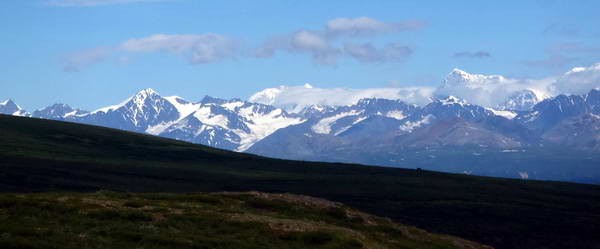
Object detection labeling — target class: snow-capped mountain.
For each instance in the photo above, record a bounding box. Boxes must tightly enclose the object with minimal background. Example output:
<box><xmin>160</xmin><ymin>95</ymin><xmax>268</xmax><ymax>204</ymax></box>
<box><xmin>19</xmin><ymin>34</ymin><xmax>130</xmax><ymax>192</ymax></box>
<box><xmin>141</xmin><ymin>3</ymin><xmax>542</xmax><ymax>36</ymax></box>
<box><xmin>32</xmin><ymin>103</ymin><xmax>88</xmax><ymax>119</ymax></box>
<box><xmin>515</xmin><ymin>90</ymin><xmax>594</xmax><ymax>133</ymax></box>
<box><xmin>3</xmin><ymin>65</ymin><xmax>600</xmax><ymax>183</ymax></box>
<box><xmin>9</xmin><ymin>87</ymin><xmax>598</xmax><ymax>155</ymax></box>
<box><xmin>307</xmin><ymin>98</ymin><xmax>418</xmax><ymax>136</ymax></box>
<box><xmin>22</xmin><ymin>88</ymin><xmax>304</xmax><ymax>152</ymax></box>
<box><xmin>248</xmin><ymin>95</ymin><xmax>532</xmax><ymax>159</ymax></box>
<box><xmin>3</xmin><ymin>86</ymin><xmax>600</xmax><ymax>183</ymax></box>
<box><xmin>71</xmin><ymin>88</ymin><xmax>180</xmax><ymax>132</ymax></box>
<box><xmin>413</xmin><ymin>96</ymin><xmax>494</xmax><ymax>122</ymax></box>
<box><xmin>0</xmin><ymin>99</ymin><xmax>28</xmax><ymax>116</ymax></box>
<box><xmin>498</xmin><ymin>90</ymin><xmax>540</xmax><ymax>111</ymax></box>
<box><xmin>155</xmin><ymin>96</ymin><xmax>304</xmax><ymax>151</ymax></box>
<box><xmin>439</xmin><ymin>68</ymin><xmax>507</xmax><ymax>89</ymax></box>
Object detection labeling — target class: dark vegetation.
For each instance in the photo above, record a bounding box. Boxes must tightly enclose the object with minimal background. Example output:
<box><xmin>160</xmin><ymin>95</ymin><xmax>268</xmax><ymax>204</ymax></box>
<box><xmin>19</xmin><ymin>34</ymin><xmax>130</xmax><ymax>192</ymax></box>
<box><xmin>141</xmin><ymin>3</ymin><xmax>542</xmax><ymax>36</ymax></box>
<box><xmin>1</xmin><ymin>114</ymin><xmax>599</xmax><ymax>249</ymax></box>
<box><xmin>0</xmin><ymin>191</ymin><xmax>490</xmax><ymax>249</ymax></box>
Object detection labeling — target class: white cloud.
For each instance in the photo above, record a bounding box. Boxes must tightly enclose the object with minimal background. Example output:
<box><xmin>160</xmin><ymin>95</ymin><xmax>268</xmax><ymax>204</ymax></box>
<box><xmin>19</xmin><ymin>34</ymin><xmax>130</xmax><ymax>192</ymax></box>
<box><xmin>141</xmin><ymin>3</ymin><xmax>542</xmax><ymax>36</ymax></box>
<box><xmin>249</xmin><ymin>63</ymin><xmax>600</xmax><ymax>113</ymax></box>
<box><xmin>434</xmin><ymin>69</ymin><xmax>555</xmax><ymax>108</ymax></box>
<box><xmin>62</xmin><ymin>33</ymin><xmax>238</xmax><ymax>71</ymax></box>
<box><xmin>291</xmin><ymin>31</ymin><xmax>329</xmax><ymax>51</ymax></box>
<box><xmin>120</xmin><ymin>34</ymin><xmax>239</xmax><ymax>64</ymax></box>
<box><xmin>432</xmin><ymin>63</ymin><xmax>600</xmax><ymax>108</ymax></box>
<box><xmin>553</xmin><ymin>63</ymin><xmax>600</xmax><ymax>95</ymax></box>
<box><xmin>253</xmin><ymin>31</ymin><xmax>340</xmax><ymax>65</ymax></box>
<box><xmin>255</xmin><ymin>17</ymin><xmax>423</xmax><ymax>65</ymax></box>
<box><xmin>45</xmin><ymin>0</ymin><xmax>171</xmax><ymax>7</ymax></box>
<box><xmin>62</xmin><ymin>46</ymin><xmax>114</xmax><ymax>72</ymax></box>
<box><xmin>250</xmin><ymin>84</ymin><xmax>435</xmax><ymax>113</ymax></box>
<box><xmin>289</xmin><ymin>31</ymin><xmax>340</xmax><ymax>65</ymax></box>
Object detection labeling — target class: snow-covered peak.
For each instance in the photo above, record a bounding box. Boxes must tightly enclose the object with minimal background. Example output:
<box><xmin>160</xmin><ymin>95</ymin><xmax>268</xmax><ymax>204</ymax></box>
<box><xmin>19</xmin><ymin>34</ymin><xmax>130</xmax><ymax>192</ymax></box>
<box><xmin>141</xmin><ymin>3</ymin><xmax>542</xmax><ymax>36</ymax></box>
<box><xmin>164</xmin><ymin>96</ymin><xmax>201</xmax><ymax>120</ymax></box>
<box><xmin>0</xmin><ymin>99</ymin><xmax>28</xmax><ymax>116</ymax></box>
<box><xmin>436</xmin><ymin>96</ymin><xmax>468</xmax><ymax>106</ymax></box>
<box><xmin>0</xmin><ymin>99</ymin><xmax>19</xmax><ymax>109</ymax></box>
<box><xmin>298</xmin><ymin>104</ymin><xmax>336</xmax><ymax>118</ymax></box>
<box><xmin>447</xmin><ymin>68</ymin><xmax>471</xmax><ymax>80</ymax></box>
<box><xmin>32</xmin><ymin>103</ymin><xmax>88</xmax><ymax>119</ymax></box>
<box><xmin>443</xmin><ymin>68</ymin><xmax>475</xmax><ymax>85</ymax></box>
<box><xmin>498</xmin><ymin>89</ymin><xmax>540</xmax><ymax>111</ymax></box>
<box><xmin>249</xmin><ymin>86</ymin><xmax>286</xmax><ymax>105</ymax></box>
<box><xmin>131</xmin><ymin>88</ymin><xmax>162</xmax><ymax>109</ymax></box>
<box><xmin>93</xmin><ymin>88</ymin><xmax>162</xmax><ymax>114</ymax></box>
<box><xmin>221</xmin><ymin>101</ymin><xmax>245</xmax><ymax>111</ymax></box>
<box><xmin>442</xmin><ymin>68</ymin><xmax>507</xmax><ymax>88</ymax></box>
<box><xmin>136</xmin><ymin>88</ymin><xmax>159</xmax><ymax>97</ymax></box>
<box><xmin>165</xmin><ymin>96</ymin><xmax>190</xmax><ymax>105</ymax></box>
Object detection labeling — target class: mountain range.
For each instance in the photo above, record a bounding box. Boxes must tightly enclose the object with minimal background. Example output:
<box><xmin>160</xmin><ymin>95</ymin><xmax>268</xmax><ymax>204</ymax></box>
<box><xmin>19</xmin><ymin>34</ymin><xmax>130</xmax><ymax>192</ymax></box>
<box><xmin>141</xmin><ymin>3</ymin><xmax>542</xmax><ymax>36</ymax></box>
<box><xmin>3</xmin><ymin>69</ymin><xmax>599</xmax><ymax>183</ymax></box>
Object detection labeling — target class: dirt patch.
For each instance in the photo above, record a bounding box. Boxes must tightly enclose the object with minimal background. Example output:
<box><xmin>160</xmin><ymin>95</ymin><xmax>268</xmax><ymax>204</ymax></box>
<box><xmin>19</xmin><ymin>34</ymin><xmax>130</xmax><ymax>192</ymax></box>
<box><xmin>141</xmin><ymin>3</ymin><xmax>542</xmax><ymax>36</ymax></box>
<box><xmin>81</xmin><ymin>198</ymin><xmax>121</xmax><ymax>208</ymax></box>
<box><xmin>228</xmin><ymin>213</ymin><xmax>321</xmax><ymax>232</ymax></box>
<box><xmin>224</xmin><ymin>191</ymin><xmax>342</xmax><ymax>209</ymax></box>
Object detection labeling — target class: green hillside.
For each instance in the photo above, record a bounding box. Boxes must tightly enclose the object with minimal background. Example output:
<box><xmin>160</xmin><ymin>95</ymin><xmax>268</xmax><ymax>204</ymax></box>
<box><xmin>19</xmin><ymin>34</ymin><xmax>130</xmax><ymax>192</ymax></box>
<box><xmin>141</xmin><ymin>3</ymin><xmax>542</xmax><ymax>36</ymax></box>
<box><xmin>1</xmin><ymin>114</ymin><xmax>599</xmax><ymax>249</ymax></box>
<box><xmin>0</xmin><ymin>191</ymin><xmax>490</xmax><ymax>249</ymax></box>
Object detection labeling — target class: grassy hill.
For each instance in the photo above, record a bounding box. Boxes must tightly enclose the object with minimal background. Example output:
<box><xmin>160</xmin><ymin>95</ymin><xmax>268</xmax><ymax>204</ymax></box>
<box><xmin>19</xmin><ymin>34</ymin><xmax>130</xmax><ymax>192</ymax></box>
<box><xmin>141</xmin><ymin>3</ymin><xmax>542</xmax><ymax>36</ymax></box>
<box><xmin>0</xmin><ymin>191</ymin><xmax>490</xmax><ymax>249</ymax></box>
<box><xmin>1</xmin><ymin>114</ymin><xmax>599</xmax><ymax>249</ymax></box>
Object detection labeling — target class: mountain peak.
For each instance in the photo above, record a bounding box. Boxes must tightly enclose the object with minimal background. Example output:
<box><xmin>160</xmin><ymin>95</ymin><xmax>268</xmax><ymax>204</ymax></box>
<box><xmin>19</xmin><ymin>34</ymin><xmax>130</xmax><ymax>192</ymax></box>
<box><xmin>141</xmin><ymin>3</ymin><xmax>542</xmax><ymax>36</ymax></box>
<box><xmin>133</xmin><ymin>88</ymin><xmax>162</xmax><ymax>104</ymax></box>
<box><xmin>450</xmin><ymin>68</ymin><xmax>469</xmax><ymax>75</ymax></box>
<box><xmin>135</xmin><ymin>88</ymin><xmax>160</xmax><ymax>97</ymax></box>
<box><xmin>444</xmin><ymin>68</ymin><xmax>474</xmax><ymax>83</ymax></box>
<box><xmin>0</xmin><ymin>99</ymin><xmax>27</xmax><ymax>116</ymax></box>
<box><xmin>435</xmin><ymin>96</ymin><xmax>468</xmax><ymax>106</ymax></box>
<box><xmin>449</xmin><ymin>68</ymin><xmax>471</xmax><ymax>77</ymax></box>
<box><xmin>1</xmin><ymin>99</ymin><xmax>17</xmax><ymax>106</ymax></box>
<box><xmin>0</xmin><ymin>99</ymin><xmax>22</xmax><ymax>110</ymax></box>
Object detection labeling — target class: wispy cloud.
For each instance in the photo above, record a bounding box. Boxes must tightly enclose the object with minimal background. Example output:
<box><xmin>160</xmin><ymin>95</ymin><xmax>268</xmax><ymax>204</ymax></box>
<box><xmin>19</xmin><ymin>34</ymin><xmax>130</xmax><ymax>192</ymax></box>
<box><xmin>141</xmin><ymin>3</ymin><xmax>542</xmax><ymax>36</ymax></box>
<box><xmin>62</xmin><ymin>33</ymin><xmax>239</xmax><ymax>72</ymax></box>
<box><xmin>63</xmin><ymin>17</ymin><xmax>424</xmax><ymax>71</ymax></box>
<box><xmin>344</xmin><ymin>43</ymin><xmax>412</xmax><ymax>63</ymax></box>
<box><xmin>255</xmin><ymin>17</ymin><xmax>424</xmax><ymax>65</ymax></box>
<box><xmin>324</xmin><ymin>17</ymin><xmax>425</xmax><ymax>38</ymax></box>
<box><xmin>120</xmin><ymin>34</ymin><xmax>239</xmax><ymax>64</ymax></box>
<box><xmin>45</xmin><ymin>0</ymin><xmax>172</xmax><ymax>7</ymax></box>
<box><xmin>452</xmin><ymin>51</ymin><xmax>492</xmax><ymax>59</ymax></box>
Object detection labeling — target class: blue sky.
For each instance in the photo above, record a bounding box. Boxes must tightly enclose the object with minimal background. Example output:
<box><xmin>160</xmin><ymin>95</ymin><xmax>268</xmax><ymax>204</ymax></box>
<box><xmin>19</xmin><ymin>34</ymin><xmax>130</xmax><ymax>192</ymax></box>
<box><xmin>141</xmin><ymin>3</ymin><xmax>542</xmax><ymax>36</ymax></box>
<box><xmin>1</xmin><ymin>0</ymin><xmax>600</xmax><ymax>111</ymax></box>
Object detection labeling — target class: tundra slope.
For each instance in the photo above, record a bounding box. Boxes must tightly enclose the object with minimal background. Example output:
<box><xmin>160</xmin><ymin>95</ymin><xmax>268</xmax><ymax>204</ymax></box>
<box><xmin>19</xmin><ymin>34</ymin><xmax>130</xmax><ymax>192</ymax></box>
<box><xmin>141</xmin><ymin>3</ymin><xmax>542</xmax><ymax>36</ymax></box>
<box><xmin>0</xmin><ymin>114</ymin><xmax>599</xmax><ymax>249</ymax></box>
